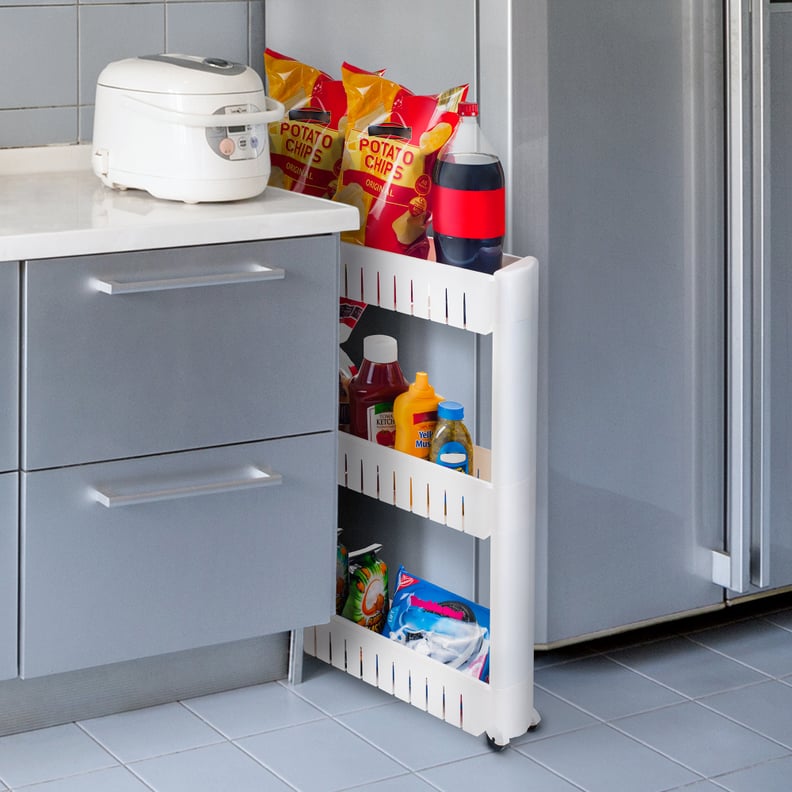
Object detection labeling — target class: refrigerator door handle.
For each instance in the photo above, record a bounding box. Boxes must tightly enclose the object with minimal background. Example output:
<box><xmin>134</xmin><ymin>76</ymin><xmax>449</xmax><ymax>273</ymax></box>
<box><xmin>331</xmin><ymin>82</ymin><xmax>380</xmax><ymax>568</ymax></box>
<box><xmin>750</xmin><ymin>0</ymin><xmax>772</xmax><ymax>589</ymax></box>
<box><xmin>716</xmin><ymin>0</ymin><xmax>756</xmax><ymax>593</ymax></box>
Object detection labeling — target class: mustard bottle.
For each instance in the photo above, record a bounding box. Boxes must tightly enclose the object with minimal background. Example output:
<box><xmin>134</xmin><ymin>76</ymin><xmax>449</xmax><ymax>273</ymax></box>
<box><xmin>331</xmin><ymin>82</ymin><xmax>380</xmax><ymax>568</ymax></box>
<box><xmin>393</xmin><ymin>372</ymin><xmax>442</xmax><ymax>458</ymax></box>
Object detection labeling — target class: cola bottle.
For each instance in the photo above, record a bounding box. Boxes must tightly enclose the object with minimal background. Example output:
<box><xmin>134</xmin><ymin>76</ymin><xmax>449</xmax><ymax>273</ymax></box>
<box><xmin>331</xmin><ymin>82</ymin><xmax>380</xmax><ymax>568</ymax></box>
<box><xmin>432</xmin><ymin>102</ymin><xmax>505</xmax><ymax>274</ymax></box>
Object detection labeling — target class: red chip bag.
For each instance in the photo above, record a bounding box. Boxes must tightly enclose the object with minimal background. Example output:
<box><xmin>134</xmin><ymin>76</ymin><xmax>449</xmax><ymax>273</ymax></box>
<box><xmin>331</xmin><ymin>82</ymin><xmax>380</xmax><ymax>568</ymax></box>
<box><xmin>265</xmin><ymin>50</ymin><xmax>382</xmax><ymax>199</ymax></box>
<box><xmin>334</xmin><ymin>66</ymin><xmax>468</xmax><ymax>259</ymax></box>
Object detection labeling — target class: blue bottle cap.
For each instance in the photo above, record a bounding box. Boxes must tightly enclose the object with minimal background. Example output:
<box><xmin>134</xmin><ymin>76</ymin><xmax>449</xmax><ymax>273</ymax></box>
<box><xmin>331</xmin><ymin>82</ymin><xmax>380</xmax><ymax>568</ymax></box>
<box><xmin>438</xmin><ymin>401</ymin><xmax>465</xmax><ymax>420</ymax></box>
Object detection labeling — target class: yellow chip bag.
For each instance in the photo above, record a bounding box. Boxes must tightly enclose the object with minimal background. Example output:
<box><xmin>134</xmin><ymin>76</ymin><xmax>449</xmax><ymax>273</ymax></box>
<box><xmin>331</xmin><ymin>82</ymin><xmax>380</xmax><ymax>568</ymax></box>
<box><xmin>334</xmin><ymin>65</ymin><xmax>468</xmax><ymax>259</ymax></box>
<box><xmin>265</xmin><ymin>50</ymin><xmax>382</xmax><ymax>199</ymax></box>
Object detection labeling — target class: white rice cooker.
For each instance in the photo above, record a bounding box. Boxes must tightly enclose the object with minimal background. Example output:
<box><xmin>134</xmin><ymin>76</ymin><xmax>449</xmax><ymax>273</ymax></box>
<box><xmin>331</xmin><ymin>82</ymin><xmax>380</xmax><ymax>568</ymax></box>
<box><xmin>92</xmin><ymin>54</ymin><xmax>284</xmax><ymax>203</ymax></box>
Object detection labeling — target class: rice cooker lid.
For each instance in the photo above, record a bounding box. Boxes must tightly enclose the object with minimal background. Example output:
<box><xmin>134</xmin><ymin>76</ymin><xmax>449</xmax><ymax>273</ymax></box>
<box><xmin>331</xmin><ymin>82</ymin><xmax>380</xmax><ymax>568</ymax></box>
<box><xmin>97</xmin><ymin>54</ymin><xmax>264</xmax><ymax>95</ymax></box>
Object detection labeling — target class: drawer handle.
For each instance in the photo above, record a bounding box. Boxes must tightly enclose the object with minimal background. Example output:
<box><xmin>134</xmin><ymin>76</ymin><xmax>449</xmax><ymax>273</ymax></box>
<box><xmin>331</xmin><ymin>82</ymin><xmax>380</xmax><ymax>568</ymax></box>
<box><xmin>90</xmin><ymin>266</ymin><xmax>285</xmax><ymax>295</ymax></box>
<box><xmin>90</xmin><ymin>465</ymin><xmax>282</xmax><ymax>508</ymax></box>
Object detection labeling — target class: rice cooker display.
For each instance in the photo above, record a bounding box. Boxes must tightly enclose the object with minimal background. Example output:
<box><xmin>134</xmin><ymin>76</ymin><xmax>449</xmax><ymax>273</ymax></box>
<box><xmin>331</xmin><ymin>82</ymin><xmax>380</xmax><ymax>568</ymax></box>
<box><xmin>205</xmin><ymin>105</ymin><xmax>265</xmax><ymax>161</ymax></box>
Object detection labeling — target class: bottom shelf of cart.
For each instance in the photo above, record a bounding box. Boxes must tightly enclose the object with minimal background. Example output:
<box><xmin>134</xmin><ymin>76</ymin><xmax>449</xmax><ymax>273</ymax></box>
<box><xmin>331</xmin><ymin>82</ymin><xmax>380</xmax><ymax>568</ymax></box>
<box><xmin>305</xmin><ymin>615</ymin><xmax>507</xmax><ymax>740</ymax></box>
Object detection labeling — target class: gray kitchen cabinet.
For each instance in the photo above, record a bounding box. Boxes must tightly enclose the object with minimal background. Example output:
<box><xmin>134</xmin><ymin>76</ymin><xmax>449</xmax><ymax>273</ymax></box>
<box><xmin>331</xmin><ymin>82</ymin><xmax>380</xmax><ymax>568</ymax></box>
<box><xmin>0</xmin><ymin>262</ymin><xmax>17</xmax><ymax>473</ymax></box>
<box><xmin>0</xmin><ymin>473</ymin><xmax>17</xmax><ymax>681</ymax></box>
<box><xmin>0</xmin><ymin>262</ymin><xmax>18</xmax><ymax>680</ymax></box>
<box><xmin>22</xmin><ymin>237</ymin><xmax>337</xmax><ymax>470</ymax></box>
<box><xmin>20</xmin><ymin>434</ymin><xmax>334</xmax><ymax>678</ymax></box>
<box><xmin>18</xmin><ymin>237</ymin><xmax>339</xmax><ymax>678</ymax></box>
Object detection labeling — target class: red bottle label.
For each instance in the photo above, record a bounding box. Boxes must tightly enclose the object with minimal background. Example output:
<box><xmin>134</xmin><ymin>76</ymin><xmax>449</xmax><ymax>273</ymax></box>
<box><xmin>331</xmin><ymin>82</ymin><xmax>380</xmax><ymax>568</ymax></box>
<box><xmin>432</xmin><ymin>185</ymin><xmax>506</xmax><ymax>239</ymax></box>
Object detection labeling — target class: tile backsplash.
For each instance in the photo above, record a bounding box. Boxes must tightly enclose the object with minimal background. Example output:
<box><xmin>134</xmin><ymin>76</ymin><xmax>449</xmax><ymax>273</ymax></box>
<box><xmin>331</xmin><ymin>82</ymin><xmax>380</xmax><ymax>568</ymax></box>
<box><xmin>0</xmin><ymin>0</ymin><xmax>265</xmax><ymax>149</ymax></box>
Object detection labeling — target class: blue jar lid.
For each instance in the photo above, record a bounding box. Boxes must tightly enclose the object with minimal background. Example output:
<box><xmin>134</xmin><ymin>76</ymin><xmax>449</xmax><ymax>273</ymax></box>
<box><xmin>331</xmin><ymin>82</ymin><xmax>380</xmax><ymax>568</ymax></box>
<box><xmin>438</xmin><ymin>401</ymin><xmax>465</xmax><ymax>420</ymax></box>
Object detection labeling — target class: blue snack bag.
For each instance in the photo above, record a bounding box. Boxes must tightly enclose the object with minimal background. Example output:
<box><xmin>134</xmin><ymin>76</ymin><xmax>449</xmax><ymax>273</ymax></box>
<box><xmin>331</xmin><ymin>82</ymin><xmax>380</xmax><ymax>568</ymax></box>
<box><xmin>383</xmin><ymin>566</ymin><xmax>490</xmax><ymax>682</ymax></box>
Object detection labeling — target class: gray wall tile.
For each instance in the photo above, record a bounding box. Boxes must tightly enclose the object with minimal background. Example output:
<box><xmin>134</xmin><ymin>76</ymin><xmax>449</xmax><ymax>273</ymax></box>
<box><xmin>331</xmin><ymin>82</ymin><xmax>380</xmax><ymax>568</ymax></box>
<box><xmin>250</xmin><ymin>0</ymin><xmax>265</xmax><ymax>81</ymax></box>
<box><xmin>0</xmin><ymin>108</ymin><xmax>77</xmax><ymax>148</ymax></box>
<box><xmin>79</xmin><ymin>105</ymin><xmax>95</xmax><ymax>145</ymax></box>
<box><xmin>0</xmin><ymin>0</ymin><xmax>69</xmax><ymax>6</ymax></box>
<box><xmin>1</xmin><ymin>0</ymin><xmax>261</xmax><ymax>148</ymax></box>
<box><xmin>166</xmin><ymin>2</ymin><xmax>248</xmax><ymax>65</ymax></box>
<box><xmin>79</xmin><ymin>5</ymin><xmax>166</xmax><ymax>107</ymax></box>
<box><xmin>0</xmin><ymin>7</ymin><xmax>77</xmax><ymax>109</ymax></box>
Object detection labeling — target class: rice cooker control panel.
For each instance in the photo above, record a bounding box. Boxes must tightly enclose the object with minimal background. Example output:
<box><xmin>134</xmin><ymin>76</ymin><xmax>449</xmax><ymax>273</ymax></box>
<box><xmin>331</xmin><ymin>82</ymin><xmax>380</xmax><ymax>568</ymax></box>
<box><xmin>206</xmin><ymin>105</ymin><xmax>264</xmax><ymax>161</ymax></box>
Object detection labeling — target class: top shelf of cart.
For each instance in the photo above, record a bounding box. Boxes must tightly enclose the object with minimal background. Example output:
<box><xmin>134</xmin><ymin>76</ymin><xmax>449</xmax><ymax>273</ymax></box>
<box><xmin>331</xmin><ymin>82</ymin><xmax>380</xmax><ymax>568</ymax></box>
<box><xmin>340</xmin><ymin>241</ymin><xmax>537</xmax><ymax>335</ymax></box>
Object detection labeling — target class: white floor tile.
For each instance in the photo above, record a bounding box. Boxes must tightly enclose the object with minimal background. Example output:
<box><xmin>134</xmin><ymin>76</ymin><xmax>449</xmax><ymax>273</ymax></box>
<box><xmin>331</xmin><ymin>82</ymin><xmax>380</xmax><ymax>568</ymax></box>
<box><xmin>339</xmin><ymin>774</ymin><xmax>441</xmax><ymax>792</ymax></box>
<box><xmin>14</xmin><ymin>766</ymin><xmax>152</xmax><ymax>792</ymax></box>
<box><xmin>688</xmin><ymin>619</ymin><xmax>792</xmax><ymax>678</ymax></box>
<box><xmin>237</xmin><ymin>718</ymin><xmax>406</xmax><ymax>792</ymax></box>
<box><xmin>535</xmin><ymin>654</ymin><xmax>685</xmax><ymax>720</ymax></box>
<box><xmin>0</xmin><ymin>724</ymin><xmax>117</xmax><ymax>789</ymax></box>
<box><xmin>286</xmin><ymin>657</ymin><xmax>396</xmax><ymax>715</ymax></box>
<box><xmin>613</xmin><ymin>701</ymin><xmax>788</xmax><ymax>778</ymax></box>
<box><xmin>419</xmin><ymin>749</ymin><xmax>581</xmax><ymax>792</ymax></box>
<box><xmin>517</xmin><ymin>722</ymin><xmax>700</xmax><ymax>792</ymax></box>
<box><xmin>182</xmin><ymin>682</ymin><xmax>325</xmax><ymax>739</ymax></box>
<box><xmin>714</xmin><ymin>754</ymin><xmax>792</xmax><ymax>792</ymax></box>
<box><xmin>79</xmin><ymin>702</ymin><xmax>224</xmax><ymax>763</ymax></box>
<box><xmin>338</xmin><ymin>700</ymin><xmax>488</xmax><ymax>771</ymax></box>
<box><xmin>511</xmin><ymin>687</ymin><xmax>598</xmax><ymax>745</ymax></box>
<box><xmin>607</xmin><ymin>637</ymin><xmax>770</xmax><ymax>697</ymax></box>
<box><xmin>699</xmin><ymin>680</ymin><xmax>792</xmax><ymax>749</ymax></box>
<box><xmin>129</xmin><ymin>741</ymin><xmax>292</xmax><ymax>792</ymax></box>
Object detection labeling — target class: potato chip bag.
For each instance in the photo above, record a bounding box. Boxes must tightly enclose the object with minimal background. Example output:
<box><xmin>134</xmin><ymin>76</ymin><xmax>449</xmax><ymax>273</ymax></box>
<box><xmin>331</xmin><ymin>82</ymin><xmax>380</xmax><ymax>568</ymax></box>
<box><xmin>334</xmin><ymin>66</ymin><xmax>468</xmax><ymax>258</ymax></box>
<box><xmin>265</xmin><ymin>50</ymin><xmax>381</xmax><ymax>199</ymax></box>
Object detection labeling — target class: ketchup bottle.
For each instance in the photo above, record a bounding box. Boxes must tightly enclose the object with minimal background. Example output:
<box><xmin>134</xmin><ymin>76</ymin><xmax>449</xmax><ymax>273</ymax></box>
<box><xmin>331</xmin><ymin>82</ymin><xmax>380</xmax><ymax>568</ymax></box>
<box><xmin>432</xmin><ymin>102</ymin><xmax>505</xmax><ymax>274</ymax></box>
<box><xmin>348</xmin><ymin>335</ymin><xmax>408</xmax><ymax>447</ymax></box>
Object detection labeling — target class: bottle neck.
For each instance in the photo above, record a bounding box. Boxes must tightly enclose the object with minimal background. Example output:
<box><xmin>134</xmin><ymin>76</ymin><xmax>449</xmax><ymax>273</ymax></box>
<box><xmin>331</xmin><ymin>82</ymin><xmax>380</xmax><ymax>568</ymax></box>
<box><xmin>450</xmin><ymin>115</ymin><xmax>481</xmax><ymax>154</ymax></box>
<box><xmin>357</xmin><ymin>357</ymin><xmax>405</xmax><ymax>386</ymax></box>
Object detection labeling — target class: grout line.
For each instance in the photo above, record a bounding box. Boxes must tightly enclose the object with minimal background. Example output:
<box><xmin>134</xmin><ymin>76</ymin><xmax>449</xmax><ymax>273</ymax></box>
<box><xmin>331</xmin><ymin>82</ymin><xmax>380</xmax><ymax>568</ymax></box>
<box><xmin>693</xmin><ymin>693</ymin><xmax>792</xmax><ymax>752</ymax></box>
<box><xmin>708</xmin><ymin>755</ymin><xmax>792</xmax><ymax>788</ymax></box>
<box><xmin>508</xmin><ymin>742</ymin><xmax>601</xmax><ymax>792</ymax></box>
<box><xmin>594</xmin><ymin>720</ymin><xmax>712</xmax><ymax>787</ymax></box>
<box><xmin>229</xmin><ymin>741</ymin><xmax>302</xmax><ymax>792</ymax></box>
<box><xmin>682</xmin><ymin>631</ymin><xmax>790</xmax><ymax>680</ymax></box>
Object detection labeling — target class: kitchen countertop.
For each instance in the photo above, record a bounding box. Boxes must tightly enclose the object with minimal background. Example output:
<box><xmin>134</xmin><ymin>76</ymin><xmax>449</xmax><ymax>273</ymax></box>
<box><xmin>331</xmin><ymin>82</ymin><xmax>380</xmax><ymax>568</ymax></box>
<box><xmin>0</xmin><ymin>145</ymin><xmax>359</xmax><ymax>261</ymax></box>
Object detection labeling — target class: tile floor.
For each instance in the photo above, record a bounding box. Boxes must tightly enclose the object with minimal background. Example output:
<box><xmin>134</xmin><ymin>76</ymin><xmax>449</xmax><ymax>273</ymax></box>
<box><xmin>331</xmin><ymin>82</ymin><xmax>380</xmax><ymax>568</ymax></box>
<box><xmin>2</xmin><ymin>598</ymin><xmax>792</xmax><ymax>791</ymax></box>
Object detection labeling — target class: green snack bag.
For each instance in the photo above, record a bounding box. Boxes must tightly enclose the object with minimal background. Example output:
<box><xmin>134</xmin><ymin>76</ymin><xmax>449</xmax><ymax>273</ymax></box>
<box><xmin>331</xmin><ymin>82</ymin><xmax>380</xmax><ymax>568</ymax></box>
<box><xmin>341</xmin><ymin>543</ymin><xmax>388</xmax><ymax>633</ymax></box>
<box><xmin>336</xmin><ymin>536</ymin><xmax>349</xmax><ymax>615</ymax></box>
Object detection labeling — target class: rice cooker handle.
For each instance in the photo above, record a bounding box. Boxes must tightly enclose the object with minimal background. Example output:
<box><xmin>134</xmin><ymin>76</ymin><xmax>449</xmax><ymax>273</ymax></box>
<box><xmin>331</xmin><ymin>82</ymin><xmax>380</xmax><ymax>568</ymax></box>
<box><xmin>121</xmin><ymin>94</ymin><xmax>285</xmax><ymax>128</ymax></box>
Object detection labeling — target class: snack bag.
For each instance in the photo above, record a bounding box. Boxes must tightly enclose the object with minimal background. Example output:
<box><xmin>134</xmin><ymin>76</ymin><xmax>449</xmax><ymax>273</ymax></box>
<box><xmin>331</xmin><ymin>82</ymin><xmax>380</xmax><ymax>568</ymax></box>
<box><xmin>334</xmin><ymin>66</ymin><xmax>468</xmax><ymax>258</ymax></box>
<box><xmin>384</xmin><ymin>566</ymin><xmax>490</xmax><ymax>681</ymax></box>
<box><xmin>341</xmin><ymin>544</ymin><xmax>388</xmax><ymax>633</ymax></box>
<box><xmin>265</xmin><ymin>50</ymin><xmax>381</xmax><ymax>198</ymax></box>
<box><xmin>336</xmin><ymin>533</ymin><xmax>349</xmax><ymax>615</ymax></box>
<box><xmin>339</xmin><ymin>297</ymin><xmax>367</xmax><ymax>432</ymax></box>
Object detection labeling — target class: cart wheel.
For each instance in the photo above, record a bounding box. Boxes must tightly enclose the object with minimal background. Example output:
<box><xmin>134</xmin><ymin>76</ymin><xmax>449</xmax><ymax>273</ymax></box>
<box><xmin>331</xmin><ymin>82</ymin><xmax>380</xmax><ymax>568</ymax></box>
<box><xmin>486</xmin><ymin>734</ymin><xmax>508</xmax><ymax>751</ymax></box>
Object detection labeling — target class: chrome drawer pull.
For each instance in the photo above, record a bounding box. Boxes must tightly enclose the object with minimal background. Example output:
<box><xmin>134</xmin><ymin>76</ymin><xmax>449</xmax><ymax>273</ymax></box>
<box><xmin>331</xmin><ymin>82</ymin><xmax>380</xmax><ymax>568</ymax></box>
<box><xmin>90</xmin><ymin>266</ymin><xmax>285</xmax><ymax>295</ymax></box>
<box><xmin>90</xmin><ymin>466</ymin><xmax>282</xmax><ymax>508</ymax></box>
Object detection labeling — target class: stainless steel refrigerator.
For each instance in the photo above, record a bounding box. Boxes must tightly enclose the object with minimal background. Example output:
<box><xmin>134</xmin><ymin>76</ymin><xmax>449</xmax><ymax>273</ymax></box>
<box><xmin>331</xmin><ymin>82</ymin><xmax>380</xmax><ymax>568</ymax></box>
<box><xmin>264</xmin><ymin>0</ymin><xmax>792</xmax><ymax>647</ymax></box>
<box><xmin>732</xmin><ymin>0</ymin><xmax>792</xmax><ymax>602</ymax></box>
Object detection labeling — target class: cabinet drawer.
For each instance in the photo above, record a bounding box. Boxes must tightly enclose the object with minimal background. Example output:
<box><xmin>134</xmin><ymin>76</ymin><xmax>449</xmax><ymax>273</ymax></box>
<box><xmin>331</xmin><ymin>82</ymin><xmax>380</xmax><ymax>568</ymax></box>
<box><xmin>0</xmin><ymin>262</ymin><xmax>18</xmax><ymax>473</ymax></box>
<box><xmin>0</xmin><ymin>472</ymin><xmax>17</xmax><ymax>681</ymax></box>
<box><xmin>22</xmin><ymin>237</ymin><xmax>338</xmax><ymax>470</ymax></box>
<box><xmin>20</xmin><ymin>433</ymin><xmax>335</xmax><ymax>678</ymax></box>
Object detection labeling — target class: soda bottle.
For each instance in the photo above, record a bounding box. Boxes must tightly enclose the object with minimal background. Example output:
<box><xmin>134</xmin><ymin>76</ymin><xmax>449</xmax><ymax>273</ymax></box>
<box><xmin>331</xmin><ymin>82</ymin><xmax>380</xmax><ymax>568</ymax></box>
<box><xmin>431</xmin><ymin>102</ymin><xmax>505</xmax><ymax>274</ymax></box>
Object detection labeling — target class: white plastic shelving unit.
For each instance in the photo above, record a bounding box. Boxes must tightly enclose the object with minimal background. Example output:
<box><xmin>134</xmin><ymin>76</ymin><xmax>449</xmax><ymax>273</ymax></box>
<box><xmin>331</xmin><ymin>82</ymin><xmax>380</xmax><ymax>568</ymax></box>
<box><xmin>304</xmin><ymin>241</ymin><xmax>540</xmax><ymax>747</ymax></box>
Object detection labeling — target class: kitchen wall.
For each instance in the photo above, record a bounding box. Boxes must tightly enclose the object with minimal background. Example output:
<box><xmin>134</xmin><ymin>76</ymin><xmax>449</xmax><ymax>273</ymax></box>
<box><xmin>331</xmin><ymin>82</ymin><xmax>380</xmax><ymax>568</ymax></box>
<box><xmin>0</xmin><ymin>0</ymin><xmax>264</xmax><ymax>148</ymax></box>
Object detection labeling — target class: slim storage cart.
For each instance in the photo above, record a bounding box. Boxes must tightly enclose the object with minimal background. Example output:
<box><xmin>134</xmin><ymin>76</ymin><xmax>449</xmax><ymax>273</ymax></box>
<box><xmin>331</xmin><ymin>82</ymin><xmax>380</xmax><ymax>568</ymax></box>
<box><xmin>304</xmin><ymin>242</ymin><xmax>540</xmax><ymax>747</ymax></box>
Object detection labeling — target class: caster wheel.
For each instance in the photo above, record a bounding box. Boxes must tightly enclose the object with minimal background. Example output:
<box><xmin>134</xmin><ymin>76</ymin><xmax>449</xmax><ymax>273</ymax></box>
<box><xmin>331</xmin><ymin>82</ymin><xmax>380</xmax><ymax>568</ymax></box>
<box><xmin>486</xmin><ymin>734</ymin><xmax>508</xmax><ymax>751</ymax></box>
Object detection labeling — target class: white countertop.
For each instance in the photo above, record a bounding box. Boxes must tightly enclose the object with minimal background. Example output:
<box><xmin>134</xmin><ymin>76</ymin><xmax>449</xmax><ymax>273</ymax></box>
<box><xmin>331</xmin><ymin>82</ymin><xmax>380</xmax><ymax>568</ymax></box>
<box><xmin>0</xmin><ymin>145</ymin><xmax>359</xmax><ymax>261</ymax></box>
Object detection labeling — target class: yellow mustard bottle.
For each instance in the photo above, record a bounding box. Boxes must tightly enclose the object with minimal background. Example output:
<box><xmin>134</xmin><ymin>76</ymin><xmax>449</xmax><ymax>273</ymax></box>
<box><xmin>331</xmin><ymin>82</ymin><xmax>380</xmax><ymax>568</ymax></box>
<box><xmin>393</xmin><ymin>372</ymin><xmax>442</xmax><ymax>458</ymax></box>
